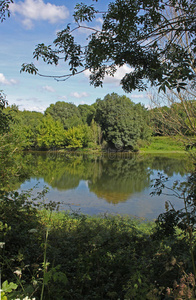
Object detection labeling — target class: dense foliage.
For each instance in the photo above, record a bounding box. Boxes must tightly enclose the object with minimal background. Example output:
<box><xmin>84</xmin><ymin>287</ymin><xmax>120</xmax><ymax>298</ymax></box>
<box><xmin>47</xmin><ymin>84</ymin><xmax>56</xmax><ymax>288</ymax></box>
<box><xmin>1</xmin><ymin>189</ymin><xmax>195</xmax><ymax>299</ymax></box>
<box><xmin>3</xmin><ymin>93</ymin><xmax>151</xmax><ymax>151</ymax></box>
<box><xmin>45</xmin><ymin>102</ymin><xmax>82</xmax><ymax>130</ymax></box>
<box><xmin>95</xmin><ymin>93</ymin><xmax>151</xmax><ymax>150</ymax></box>
<box><xmin>3</xmin><ymin>92</ymin><xmax>196</xmax><ymax>152</ymax></box>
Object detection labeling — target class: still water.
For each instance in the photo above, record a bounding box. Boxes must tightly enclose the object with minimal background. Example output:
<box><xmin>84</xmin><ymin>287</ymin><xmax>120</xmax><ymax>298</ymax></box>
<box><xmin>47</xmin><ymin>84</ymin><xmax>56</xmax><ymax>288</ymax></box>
<box><xmin>18</xmin><ymin>152</ymin><xmax>192</xmax><ymax>220</ymax></box>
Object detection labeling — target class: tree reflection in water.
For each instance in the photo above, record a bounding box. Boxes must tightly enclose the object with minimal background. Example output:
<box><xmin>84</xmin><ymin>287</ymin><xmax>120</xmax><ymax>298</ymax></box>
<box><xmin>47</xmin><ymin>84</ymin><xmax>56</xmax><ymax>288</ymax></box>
<box><xmin>15</xmin><ymin>152</ymin><xmax>192</xmax><ymax>205</ymax></box>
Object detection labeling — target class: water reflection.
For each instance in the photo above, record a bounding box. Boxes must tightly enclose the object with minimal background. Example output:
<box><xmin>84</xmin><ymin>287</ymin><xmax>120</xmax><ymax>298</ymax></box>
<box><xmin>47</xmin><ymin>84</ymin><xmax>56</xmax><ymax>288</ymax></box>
<box><xmin>88</xmin><ymin>158</ymin><xmax>152</xmax><ymax>203</ymax></box>
<box><xmin>17</xmin><ymin>152</ymin><xmax>192</xmax><ymax>205</ymax></box>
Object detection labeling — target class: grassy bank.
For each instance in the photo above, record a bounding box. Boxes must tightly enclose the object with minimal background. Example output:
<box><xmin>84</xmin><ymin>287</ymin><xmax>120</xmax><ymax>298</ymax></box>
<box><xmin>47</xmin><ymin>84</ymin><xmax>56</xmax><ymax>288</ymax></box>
<box><xmin>140</xmin><ymin>136</ymin><xmax>188</xmax><ymax>153</ymax></box>
<box><xmin>30</xmin><ymin>136</ymin><xmax>195</xmax><ymax>155</ymax></box>
<box><xmin>1</xmin><ymin>189</ymin><xmax>195</xmax><ymax>299</ymax></box>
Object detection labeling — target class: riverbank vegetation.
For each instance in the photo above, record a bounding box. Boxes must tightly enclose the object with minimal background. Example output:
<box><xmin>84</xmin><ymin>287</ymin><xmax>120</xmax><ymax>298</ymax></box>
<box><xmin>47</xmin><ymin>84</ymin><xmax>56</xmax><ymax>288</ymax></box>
<box><xmin>1</xmin><ymin>188</ymin><xmax>195</xmax><ymax>300</ymax></box>
<box><xmin>3</xmin><ymin>93</ymin><xmax>151</xmax><ymax>152</ymax></box>
<box><xmin>2</xmin><ymin>92</ymin><xmax>196</xmax><ymax>153</ymax></box>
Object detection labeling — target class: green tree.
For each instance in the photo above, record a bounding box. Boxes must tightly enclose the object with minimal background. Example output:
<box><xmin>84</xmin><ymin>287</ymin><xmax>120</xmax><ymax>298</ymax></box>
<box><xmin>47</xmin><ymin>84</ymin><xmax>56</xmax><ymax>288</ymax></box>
<box><xmin>64</xmin><ymin>125</ymin><xmax>85</xmax><ymax>149</ymax></box>
<box><xmin>22</xmin><ymin>0</ymin><xmax>196</xmax><ymax>92</ymax></box>
<box><xmin>45</xmin><ymin>101</ymin><xmax>82</xmax><ymax>130</ymax></box>
<box><xmin>134</xmin><ymin>102</ymin><xmax>151</xmax><ymax>141</ymax></box>
<box><xmin>89</xmin><ymin>119</ymin><xmax>102</xmax><ymax>147</ymax></box>
<box><xmin>95</xmin><ymin>93</ymin><xmax>150</xmax><ymax>150</ymax></box>
<box><xmin>0</xmin><ymin>91</ymin><xmax>10</xmax><ymax>134</ymax></box>
<box><xmin>78</xmin><ymin>104</ymin><xmax>96</xmax><ymax>125</ymax></box>
<box><xmin>5</xmin><ymin>107</ymin><xmax>44</xmax><ymax>149</ymax></box>
<box><xmin>36</xmin><ymin>115</ymin><xmax>65</xmax><ymax>150</ymax></box>
<box><xmin>0</xmin><ymin>94</ymin><xmax>30</xmax><ymax>190</ymax></box>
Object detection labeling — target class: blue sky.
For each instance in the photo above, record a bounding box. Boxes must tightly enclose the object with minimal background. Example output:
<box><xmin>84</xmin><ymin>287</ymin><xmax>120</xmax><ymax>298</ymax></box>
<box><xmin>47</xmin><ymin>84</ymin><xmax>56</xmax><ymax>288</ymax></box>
<box><xmin>0</xmin><ymin>0</ymin><xmax>148</xmax><ymax>112</ymax></box>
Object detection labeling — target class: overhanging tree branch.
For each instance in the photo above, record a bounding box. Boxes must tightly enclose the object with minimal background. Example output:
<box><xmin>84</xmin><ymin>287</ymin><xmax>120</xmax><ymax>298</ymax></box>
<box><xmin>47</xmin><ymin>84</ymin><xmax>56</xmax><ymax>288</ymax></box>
<box><xmin>21</xmin><ymin>0</ymin><xmax>196</xmax><ymax>92</ymax></box>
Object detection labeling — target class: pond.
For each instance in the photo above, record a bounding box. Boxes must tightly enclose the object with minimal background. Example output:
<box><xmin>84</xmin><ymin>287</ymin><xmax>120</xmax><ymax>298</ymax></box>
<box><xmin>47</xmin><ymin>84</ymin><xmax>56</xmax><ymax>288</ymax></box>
<box><xmin>17</xmin><ymin>151</ymin><xmax>192</xmax><ymax>220</ymax></box>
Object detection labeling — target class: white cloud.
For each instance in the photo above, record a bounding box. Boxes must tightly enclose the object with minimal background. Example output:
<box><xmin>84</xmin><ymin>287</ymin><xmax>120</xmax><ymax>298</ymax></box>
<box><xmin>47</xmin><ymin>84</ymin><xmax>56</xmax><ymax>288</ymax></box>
<box><xmin>42</xmin><ymin>85</ymin><xmax>55</xmax><ymax>93</ymax></box>
<box><xmin>131</xmin><ymin>94</ymin><xmax>144</xmax><ymax>99</ymax></box>
<box><xmin>96</xmin><ymin>17</ymin><xmax>103</xmax><ymax>25</ymax></box>
<box><xmin>84</xmin><ymin>65</ymin><xmax>134</xmax><ymax>86</ymax></box>
<box><xmin>58</xmin><ymin>95</ymin><xmax>67</xmax><ymax>100</ymax></box>
<box><xmin>15</xmin><ymin>97</ymin><xmax>45</xmax><ymax>112</ymax></box>
<box><xmin>16</xmin><ymin>97</ymin><xmax>42</xmax><ymax>103</ymax></box>
<box><xmin>22</xmin><ymin>18</ymin><xmax>34</xmax><ymax>30</ymax></box>
<box><xmin>22</xmin><ymin>104</ymin><xmax>46</xmax><ymax>112</ymax></box>
<box><xmin>0</xmin><ymin>73</ymin><xmax>18</xmax><ymax>85</ymax></box>
<box><xmin>10</xmin><ymin>0</ymin><xmax>69</xmax><ymax>29</ymax></box>
<box><xmin>80</xmin><ymin>100</ymin><xmax>86</xmax><ymax>105</ymax></box>
<box><xmin>70</xmin><ymin>92</ymin><xmax>89</xmax><ymax>98</ymax></box>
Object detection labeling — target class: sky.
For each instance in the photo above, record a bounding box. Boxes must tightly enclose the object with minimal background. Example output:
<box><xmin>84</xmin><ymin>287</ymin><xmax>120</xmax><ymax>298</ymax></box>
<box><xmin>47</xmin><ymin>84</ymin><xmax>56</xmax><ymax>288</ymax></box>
<box><xmin>0</xmin><ymin>0</ymin><xmax>149</xmax><ymax>112</ymax></box>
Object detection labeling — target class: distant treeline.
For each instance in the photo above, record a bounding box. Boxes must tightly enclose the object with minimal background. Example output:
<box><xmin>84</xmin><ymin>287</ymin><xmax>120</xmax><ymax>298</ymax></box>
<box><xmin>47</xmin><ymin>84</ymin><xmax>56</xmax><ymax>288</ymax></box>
<box><xmin>2</xmin><ymin>93</ymin><xmax>196</xmax><ymax>151</ymax></box>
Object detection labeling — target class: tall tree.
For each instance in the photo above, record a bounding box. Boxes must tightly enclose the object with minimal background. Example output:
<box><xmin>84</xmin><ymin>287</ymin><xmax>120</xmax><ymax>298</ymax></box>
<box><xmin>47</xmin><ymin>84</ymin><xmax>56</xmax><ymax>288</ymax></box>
<box><xmin>78</xmin><ymin>104</ymin><xmax>96</xmax><ymax>125</ymax></box>
<box><xmin>5</xmin><ymin>108</ymin><xmax>44</xmax><ymax>149</ymax></box>
<box><xmin>36</xmin><ymin>115</ymin><xmax>65</xmax><ymax>150</ymax></box>
<box><xmin>21</xmin><ymin>0</ymin><xmax>196</xmax><ymax>92</ymax></box>
<box><xmin>45</xmin><ymin>101</ymin><xmax>82</xmax><ymax>130</ymax></box>
<box><xmin>95</xmin><ymin>93</ymin><xmax>150</xmax><ymax>150</ymax></box>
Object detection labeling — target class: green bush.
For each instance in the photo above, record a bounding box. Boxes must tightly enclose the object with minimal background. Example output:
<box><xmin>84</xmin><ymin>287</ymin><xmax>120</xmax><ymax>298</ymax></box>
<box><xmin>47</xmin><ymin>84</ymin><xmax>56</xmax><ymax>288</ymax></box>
<box><xmin>0</xmin><ymin>189</ymin><xmax>195</xmax><ymax>299</ymax></box>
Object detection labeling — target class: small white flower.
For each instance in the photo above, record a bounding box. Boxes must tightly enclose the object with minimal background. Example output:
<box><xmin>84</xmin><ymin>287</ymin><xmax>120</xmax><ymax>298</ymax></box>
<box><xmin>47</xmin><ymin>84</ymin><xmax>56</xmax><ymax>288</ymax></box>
<box><xmin>0</xmin><ymin>242</ymin><xmax>5</xmax><ymax>248</ymax></box>
<box><xmin>14</xmin><ymin>269</ymin><xmax>22</xmax><ymax>277</ymax></box>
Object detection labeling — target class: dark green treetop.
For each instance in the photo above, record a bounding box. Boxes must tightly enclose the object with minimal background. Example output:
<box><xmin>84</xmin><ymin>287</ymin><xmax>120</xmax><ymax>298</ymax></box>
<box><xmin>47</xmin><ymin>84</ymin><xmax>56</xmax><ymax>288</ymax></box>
<box><xmin>45</xmin><ymin>101</ymin><xmax>82</xmax><ymax>130</ymax></box>
<box><xmin>95</xmin><ymin>93</ymin><xmax>150</xmax><ymax>150</ymax></box>
<box><xmin>78</xmin><ymin>104</ymin><xmax>96</xmax><ymax>125</ymax></box>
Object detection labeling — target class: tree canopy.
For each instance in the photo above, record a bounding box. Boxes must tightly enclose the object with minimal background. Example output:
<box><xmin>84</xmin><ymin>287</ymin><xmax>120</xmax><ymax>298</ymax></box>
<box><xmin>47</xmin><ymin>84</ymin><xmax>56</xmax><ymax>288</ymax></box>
<box><xmin>95</xmin><ymin>93</ymin><xmax>150</xmax><ymax>150</ymax></box>
<box><xmin>45</xmin><ymin>101</ymin><xmax>82</xmax><ymax>130</ymax></box>
<box><xmin>21</xmin><ymin>0</ymin><xmax>196</xmax><ymax>93</ymax></box>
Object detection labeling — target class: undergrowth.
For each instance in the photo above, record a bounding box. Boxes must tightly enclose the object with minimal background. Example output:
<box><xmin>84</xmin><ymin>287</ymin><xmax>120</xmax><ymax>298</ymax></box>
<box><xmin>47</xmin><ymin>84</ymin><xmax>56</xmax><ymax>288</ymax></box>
<box><xmin>0</xmin><ymin>188</ymin><xmax>195</xmax><ymax>299</ymax></box>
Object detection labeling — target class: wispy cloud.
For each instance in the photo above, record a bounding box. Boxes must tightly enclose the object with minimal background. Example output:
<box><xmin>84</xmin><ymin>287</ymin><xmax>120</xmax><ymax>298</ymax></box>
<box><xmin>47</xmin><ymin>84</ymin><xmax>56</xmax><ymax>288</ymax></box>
<box><xmin>10</xmin><ymin>0</ymin><xmax>69</xmax><ymax>29</ymax></box>
<box><xmin>15</xmin><ymin>97</ymin><xmax>45</xmax><ymax>112</ymax></box>
<box><xmin>80</xmin><ymin>100</ymin><xmax>86</xmax><ymax>105</ymax></box>
<box><xmin>70</xmin><ymin>92</ymin><xmax>89</xmax><ymax>98</ymax></box>
<box><xmin>58</xmin><ymin>95</ymin><xmax>67</xmax><ymax>100</ymax></box>
<box><xmin>16</xmin><ymin>97</ymin><xmax>42</xmax><ymax>103</ymax></box>
<box><xmin>0</xmin><ymin>73</ymin><xmax>18</xmax><ymax>85</ymax></box>
<box><xmin>84</xmin><ymin>65</ymin><xmax>134</xmax><ymax>86</ymax></box>
<box><xmin>131</xmin><ymin>94</ymin><xmax>144</xmax><ymax>99</ymax></box>
<box><xmin>42</xmin><ymin>85</ymin><xmax>55</xmax><ymax>93</ymax></box>
<box><xmin>96</xmin><ymin>17</ymin><xmax>103</xmax><ymax>25</ymax></box>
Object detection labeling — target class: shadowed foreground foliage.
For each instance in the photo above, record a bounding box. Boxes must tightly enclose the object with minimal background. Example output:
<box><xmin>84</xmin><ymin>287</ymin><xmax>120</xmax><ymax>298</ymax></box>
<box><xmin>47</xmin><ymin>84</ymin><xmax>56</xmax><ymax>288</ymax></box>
<box><xmin>0</xmin><ymin>188</ymin><xmax>195</xmax><ymax>300</ymax></box>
